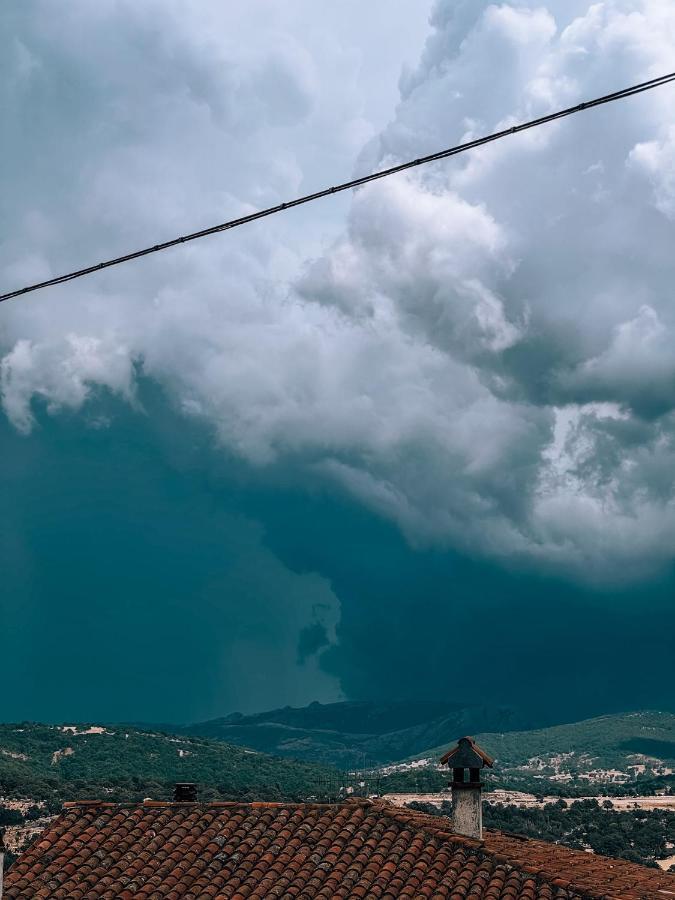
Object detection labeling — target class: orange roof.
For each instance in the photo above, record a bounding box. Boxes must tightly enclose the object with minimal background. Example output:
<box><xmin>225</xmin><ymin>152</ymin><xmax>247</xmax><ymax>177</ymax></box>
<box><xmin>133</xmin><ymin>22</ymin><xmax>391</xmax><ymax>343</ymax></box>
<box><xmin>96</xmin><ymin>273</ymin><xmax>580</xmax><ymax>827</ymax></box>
<box><xmin>5</xmin><ymin>799</ymin><xmax>675</xmax><ymax>899</ymax></box>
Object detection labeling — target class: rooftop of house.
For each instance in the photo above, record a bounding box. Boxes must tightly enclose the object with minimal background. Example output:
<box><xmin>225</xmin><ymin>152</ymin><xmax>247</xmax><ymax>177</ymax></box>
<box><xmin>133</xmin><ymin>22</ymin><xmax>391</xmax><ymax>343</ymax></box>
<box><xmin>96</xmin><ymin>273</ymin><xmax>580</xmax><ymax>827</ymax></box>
<box><xmin>4</xmin><ymin>798</ymin><xmax>675</xmax><ymax>900</ymax></box>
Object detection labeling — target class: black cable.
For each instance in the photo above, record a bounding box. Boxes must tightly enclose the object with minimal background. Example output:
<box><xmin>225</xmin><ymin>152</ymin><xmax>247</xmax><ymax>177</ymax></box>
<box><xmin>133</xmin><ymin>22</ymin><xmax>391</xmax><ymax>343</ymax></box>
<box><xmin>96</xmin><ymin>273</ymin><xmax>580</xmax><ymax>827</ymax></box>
<box><xmin>2</xmin><ymin>70</ymin><xmax>674</xmax><ymax>305</ymax></box>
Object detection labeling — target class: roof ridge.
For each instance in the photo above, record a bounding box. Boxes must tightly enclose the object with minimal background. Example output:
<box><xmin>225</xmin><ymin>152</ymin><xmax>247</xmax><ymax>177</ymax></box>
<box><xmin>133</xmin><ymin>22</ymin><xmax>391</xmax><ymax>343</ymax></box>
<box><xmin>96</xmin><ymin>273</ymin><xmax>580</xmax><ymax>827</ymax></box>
<box><xmin>61</xmin><ymin>798</ymin><xmax>373</xmax><ymax>809</ymax></box>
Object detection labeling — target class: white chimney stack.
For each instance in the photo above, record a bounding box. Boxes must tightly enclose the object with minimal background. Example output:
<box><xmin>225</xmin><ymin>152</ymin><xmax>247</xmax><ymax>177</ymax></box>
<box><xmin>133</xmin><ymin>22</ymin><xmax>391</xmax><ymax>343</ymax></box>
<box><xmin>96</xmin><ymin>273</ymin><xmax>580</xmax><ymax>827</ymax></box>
<box><xmin>440</xmin><ymin>736</ymin><xmax>494</xmax><ymax>840</ymax></box>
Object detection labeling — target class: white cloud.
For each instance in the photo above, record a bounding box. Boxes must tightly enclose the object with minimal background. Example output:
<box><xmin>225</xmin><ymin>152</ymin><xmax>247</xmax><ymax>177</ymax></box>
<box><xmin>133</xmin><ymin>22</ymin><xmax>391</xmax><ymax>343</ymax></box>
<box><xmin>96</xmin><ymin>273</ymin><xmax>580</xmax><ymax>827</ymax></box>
<box><xmin>1</xmin><ymin>335</ymin><xmax>135</xmax><ymax>433</ymax></box>
<box><xmin>629</xmin><ymin>126</ymin><xmax>675</xmax><ymax>219</ymax></box>
<box><xmin>3</xmin><ymin>0</ymin><xmax>675</xmax><ymax>579</ymax></box>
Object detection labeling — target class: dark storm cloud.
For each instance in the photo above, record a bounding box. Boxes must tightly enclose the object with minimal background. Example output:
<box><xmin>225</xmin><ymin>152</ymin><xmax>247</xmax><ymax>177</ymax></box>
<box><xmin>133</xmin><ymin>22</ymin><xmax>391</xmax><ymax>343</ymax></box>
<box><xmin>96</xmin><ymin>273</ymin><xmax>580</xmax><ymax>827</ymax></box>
<box><xmin>2</xmin><ymin>1</ymin><xmax>675</xmax><ymax>723</ymax></box>
<box><xmin>0</xmin><ymin>389</ymin><xmax>340</xmax><ymax>722</ymax></box>
<box><xmin>296</xmin><ymin>622</ymin><xmax>331</xmax><ymax>665</ymax></box>
<box><xmin>1</xmin><ymin>387</ymin><xmax>672</xmax><ymax>724</ymax></box>
<box><xmin>243</xmin><ymin>472</ymin><xmax>675</xmax><ymax>723</ymax></box>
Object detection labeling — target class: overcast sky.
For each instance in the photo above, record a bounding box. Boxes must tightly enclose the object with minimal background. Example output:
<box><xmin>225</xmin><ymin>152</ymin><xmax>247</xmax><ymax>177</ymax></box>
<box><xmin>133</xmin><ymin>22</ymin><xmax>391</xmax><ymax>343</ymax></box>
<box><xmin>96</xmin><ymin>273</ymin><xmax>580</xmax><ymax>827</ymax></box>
<box><xmin>1</xmin><ymin>0</ymin><xmax>674</xmax><ymax>724</ymax></box>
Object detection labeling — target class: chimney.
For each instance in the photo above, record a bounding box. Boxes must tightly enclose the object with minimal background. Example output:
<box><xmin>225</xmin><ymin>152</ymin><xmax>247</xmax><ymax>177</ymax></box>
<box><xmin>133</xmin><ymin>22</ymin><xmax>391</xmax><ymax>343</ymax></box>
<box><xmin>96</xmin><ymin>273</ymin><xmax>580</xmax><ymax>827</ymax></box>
<box><xmin>173</xmin><ymin>782</ymin><xmax>197</xmax><ymax>802</ymax></box>
<box><xmin>439</xmin><ymin>736</ymin><xmax>494</xmax><ymax>840</ymax></box>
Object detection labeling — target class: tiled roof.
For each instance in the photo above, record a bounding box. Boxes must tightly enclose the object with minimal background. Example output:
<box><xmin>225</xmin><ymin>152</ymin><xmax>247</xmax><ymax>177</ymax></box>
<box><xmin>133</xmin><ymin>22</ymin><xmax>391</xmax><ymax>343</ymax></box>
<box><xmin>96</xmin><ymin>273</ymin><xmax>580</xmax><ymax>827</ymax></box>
<box><xmin>4</xmin><ymin>799</ymin><xmax>675</xmax><ymax>899</ymax></box>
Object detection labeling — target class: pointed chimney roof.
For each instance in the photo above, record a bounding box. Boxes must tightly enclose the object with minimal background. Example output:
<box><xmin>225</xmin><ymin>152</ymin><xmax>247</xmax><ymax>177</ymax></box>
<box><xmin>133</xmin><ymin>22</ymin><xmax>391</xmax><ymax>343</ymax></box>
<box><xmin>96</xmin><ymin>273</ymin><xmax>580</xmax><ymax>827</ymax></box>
<box><xmin>439</xmin><ymin>736</ymin><xmax>494</xmax><ymax>768</ymax></box>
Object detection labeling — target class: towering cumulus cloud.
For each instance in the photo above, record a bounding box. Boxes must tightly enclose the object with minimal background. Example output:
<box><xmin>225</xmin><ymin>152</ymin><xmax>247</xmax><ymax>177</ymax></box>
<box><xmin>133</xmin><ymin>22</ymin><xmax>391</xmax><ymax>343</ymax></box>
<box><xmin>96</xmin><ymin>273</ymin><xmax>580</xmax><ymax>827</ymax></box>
<box><xmin>3</xmin><ymin>0</ymin><xmax>675</xmax><ymax>579</ymax></box>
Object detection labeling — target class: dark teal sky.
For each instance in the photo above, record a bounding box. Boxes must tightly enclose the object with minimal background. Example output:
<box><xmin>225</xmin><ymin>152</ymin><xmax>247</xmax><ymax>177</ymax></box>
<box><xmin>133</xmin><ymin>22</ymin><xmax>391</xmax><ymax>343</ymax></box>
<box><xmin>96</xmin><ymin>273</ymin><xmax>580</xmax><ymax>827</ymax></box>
<box><xmin>1</xmin><ymin>384</ymin><xmax>673</xmax><ymax>725</ymax></box>
<box><xmin>0</xmin><ymin>385</ymin><xmax>343</xmax><ymax>722</ymax></box>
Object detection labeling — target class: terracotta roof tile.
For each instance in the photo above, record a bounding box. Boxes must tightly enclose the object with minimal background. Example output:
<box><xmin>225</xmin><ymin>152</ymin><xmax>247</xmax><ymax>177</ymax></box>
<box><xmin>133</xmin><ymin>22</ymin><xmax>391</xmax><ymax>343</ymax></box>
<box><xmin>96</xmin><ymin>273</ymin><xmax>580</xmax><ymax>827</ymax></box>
<box><xmin>4</xmin><ymin>799</ymin><xmax>674</xmax><ymax>899</ymax></box>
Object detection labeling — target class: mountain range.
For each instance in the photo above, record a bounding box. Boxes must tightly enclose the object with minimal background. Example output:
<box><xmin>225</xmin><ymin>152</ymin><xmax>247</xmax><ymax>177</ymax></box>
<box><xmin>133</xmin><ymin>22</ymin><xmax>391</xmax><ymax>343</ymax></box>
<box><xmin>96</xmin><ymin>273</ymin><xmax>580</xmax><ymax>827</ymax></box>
<box><xmin>171</xmin><ymin>700</ymin><xmax>529</xmax><ymax>767</ymax></box>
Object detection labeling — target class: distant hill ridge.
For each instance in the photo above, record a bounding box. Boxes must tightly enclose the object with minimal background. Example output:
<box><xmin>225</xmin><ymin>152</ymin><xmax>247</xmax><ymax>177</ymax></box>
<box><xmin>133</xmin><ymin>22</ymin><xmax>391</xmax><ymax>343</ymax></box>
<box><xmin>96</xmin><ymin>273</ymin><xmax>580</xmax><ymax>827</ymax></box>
<box><xmin>0</xmin><ymin>722</ymin><xmax>340</xmax><ymax>804</ymax></box>
<box><xmin>1</xmin><ymin>709</ymin><xmax>673</xmax><ymax>806</ymax></box>
<box><xmin>173</xmin><ymin>700</ymin><xmax>528</xmax><ymax>767</ymax></box>
<box><xmin>419</xmin><ymin>710</ymin><xmax>675</xmax><ymax>765</ymax></box>
<box><xmin>376</xmin><ymin>710</ymin><xmax>675</xmax><ymax>795</ymax></box>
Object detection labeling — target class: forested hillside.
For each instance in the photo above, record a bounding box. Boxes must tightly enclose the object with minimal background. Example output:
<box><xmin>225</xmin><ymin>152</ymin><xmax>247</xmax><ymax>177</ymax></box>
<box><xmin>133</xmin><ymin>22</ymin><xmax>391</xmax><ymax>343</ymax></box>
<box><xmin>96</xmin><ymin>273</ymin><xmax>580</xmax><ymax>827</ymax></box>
<box><xmin>0</xmin><ymin>722</ymin><xmax>341</xmax><ymax>804</ymax></box>
<box><xmin>422</xmin><ymin>710</ymin><xmax>675</xmax><ymax>768</ymax></box>
<box><xmin>378</xmin><ymin>711</ymin><xmax>675</xmax><ymax>795</ymax></box>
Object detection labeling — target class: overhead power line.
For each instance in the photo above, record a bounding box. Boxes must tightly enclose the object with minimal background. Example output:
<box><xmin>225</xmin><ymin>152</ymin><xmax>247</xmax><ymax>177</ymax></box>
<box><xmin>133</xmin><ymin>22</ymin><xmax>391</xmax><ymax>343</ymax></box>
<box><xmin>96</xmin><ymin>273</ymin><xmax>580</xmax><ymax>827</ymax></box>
<box><xmin>2</xmin><ymin>70</ymin><xmax>675</xmax><ymax>305</ymax></box>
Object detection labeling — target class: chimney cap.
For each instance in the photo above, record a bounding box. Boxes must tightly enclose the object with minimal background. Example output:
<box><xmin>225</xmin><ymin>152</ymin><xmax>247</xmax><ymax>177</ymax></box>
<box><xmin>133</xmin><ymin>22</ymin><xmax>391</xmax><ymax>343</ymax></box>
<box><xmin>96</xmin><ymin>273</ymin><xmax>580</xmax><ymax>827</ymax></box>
<box><xmin>173</xmin><ymin>782</ymin><xmax>198</xmax><ymax>802</ymax></box>
<box><xmin>440</xmin><ymin>736</ymin><xmax>494</xmax><ymax>768</ymax></box>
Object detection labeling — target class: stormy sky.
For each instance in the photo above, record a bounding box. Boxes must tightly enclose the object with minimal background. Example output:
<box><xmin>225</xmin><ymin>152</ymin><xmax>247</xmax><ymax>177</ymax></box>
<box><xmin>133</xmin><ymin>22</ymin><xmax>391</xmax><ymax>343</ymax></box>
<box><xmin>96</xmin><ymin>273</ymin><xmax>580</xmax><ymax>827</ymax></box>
<box><xmin>1</xmin><ymin>0</ymin><xmax>674</xmax><ymax>725</ymax></box>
